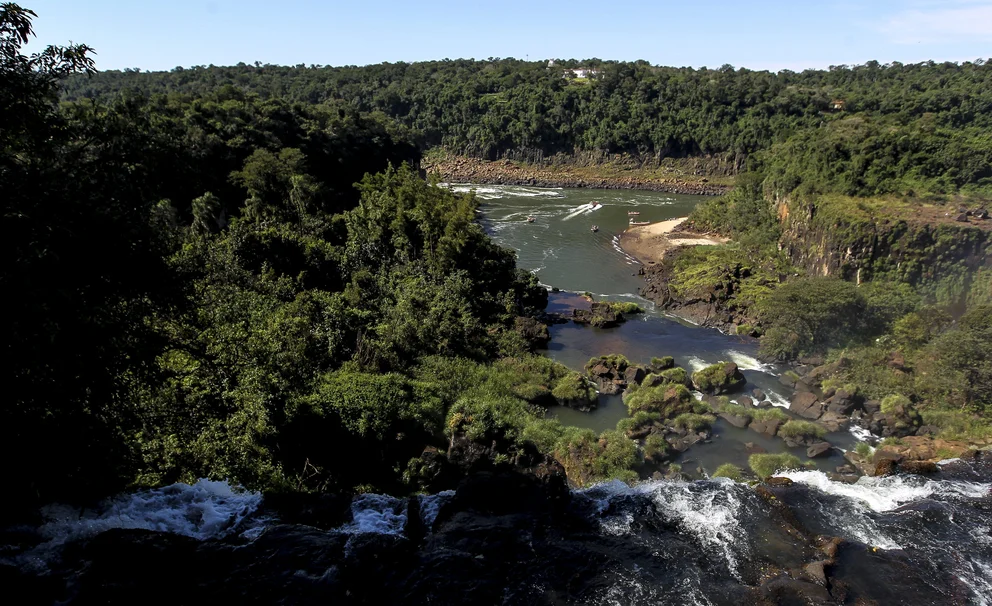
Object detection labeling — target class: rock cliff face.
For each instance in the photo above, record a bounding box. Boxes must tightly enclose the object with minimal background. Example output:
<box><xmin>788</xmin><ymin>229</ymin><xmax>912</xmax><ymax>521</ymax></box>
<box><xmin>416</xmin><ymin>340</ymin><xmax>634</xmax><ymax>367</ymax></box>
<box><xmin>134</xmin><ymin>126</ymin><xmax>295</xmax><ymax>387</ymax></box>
<box><xmin>776</xmin><ymin>195</ymin><xmax>992</xmax><ymax>302</ymax></box>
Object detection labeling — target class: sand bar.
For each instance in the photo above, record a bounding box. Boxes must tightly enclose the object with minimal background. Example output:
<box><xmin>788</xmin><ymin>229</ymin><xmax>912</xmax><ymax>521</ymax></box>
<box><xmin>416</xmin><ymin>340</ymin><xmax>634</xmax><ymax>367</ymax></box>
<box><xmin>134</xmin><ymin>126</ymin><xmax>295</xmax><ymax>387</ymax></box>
<box><xmin>619</xmin><ymin>217</ymin><xmax>728</xmax><ymax>265</ymax></box>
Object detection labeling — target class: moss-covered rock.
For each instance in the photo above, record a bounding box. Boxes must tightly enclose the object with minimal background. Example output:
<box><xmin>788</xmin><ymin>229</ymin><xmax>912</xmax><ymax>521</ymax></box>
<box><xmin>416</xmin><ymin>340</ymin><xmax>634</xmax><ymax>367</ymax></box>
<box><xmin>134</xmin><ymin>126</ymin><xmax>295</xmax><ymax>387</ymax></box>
<box><xmin>712</xmin><ymin>463</ymin><xmax>744</xmax><ymax>481</ymax></box>
<box><xmin>624</xmin><ymin>382</ymin><xmax>695</xmax><ymax>417</ymax></box>
<box><xmin>749</xmin><ymin>452</ymin><xmax>805</xmax><ymax>480</ymax></box>
<box><xmin>691</xmin><ymin>361</ymin><xmax>747</xmax><ymax>395</ymax></box>
<box><xmin>650</xmin><ymin>356</ymin><xmax>675</xmax><ymax>371</ymax></box>
<box><xmin>551</xmin><ymin>372</ymin><xmax>598</xmax><ymax>411</ymax></box>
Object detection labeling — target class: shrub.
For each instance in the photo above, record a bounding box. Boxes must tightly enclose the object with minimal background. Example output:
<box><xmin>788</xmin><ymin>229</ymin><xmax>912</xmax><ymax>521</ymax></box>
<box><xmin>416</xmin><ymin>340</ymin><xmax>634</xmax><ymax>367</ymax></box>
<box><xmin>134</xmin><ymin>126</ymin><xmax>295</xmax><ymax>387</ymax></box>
<box><xmin>854</xmin><ymin>442</ymin><xmax>873</xmax><ymax>458</ymax></box>
<box><xmin>554</xmin><ymin>428</ymin><xmax>638</xmax><ymax>487</ymax></box>
<box><xmin>616</xmin><ymin>411</ymin><xmax>661</xmax><ymax>434</ymax></box>
<box><xmin>625</xmin><ymin>382</ymin><xmax>694</xmax><ymax>416</ymax></box>
<box><xmin>660</xmin><ymin>366</ymin><xmax>690</xmax><ymax>386</ymax></box>
<box><xmin>880</xmin><ymin>394</ymin><xmax>911</xmax><ymax>414</ymax></box>
<box><xmin>919</xmin><ymin>409</ymin><xmax>992</xmax><ymax>441</ymax></box>
<box><xmin>778</xmin><ymin>420</ymin><xmax>826</xmax><ymax>440</ymax></box>
<box><xmin>712</xmin><ymin>463</ymin><xmax>744</xmax><ymax>481</ymax></box>
<box><xmin>586</xmin><ymin>354</ymin><xmax>630</xmax><ymax>372</ymax></box>
<box><xmin>672</xmin><ymin>413</ymin><xmax>715</xmax><ymax>432</ymax></box>
<box><xmin>651</xmin><ymin>356</ymin><xmax>675</xmax><ymax>369</ymax></box>
<box><xmin>643</xmin><ymin>434</ymin><xmax>668</xmax><ymax>459</ymax></box>
<box><xmin>751</xmin><ymin>408</ymin><xmax>790</xmax><ymax>423</ymax></box>
<box><xmin>749</xmin><ymin>453</ymin><xmax>804</xmax><ymax>479</ymax></box>
<box><xmin>718</xmin><ymin>403</ymin><xmax>753</xmax><ymax>419</ymax></box>
<box><xmin>552</xmin><ymin>371</ymin><xmax>597</xmax><ymax>404</ymax></box>
<box><xmin>609</xmin><ymin>301</ymin><xmax>644</xmax><ymax>315</ymax></box>
<box><xmin>691</xmin><ymin>362</ymin><xmax>746</xmax><ymax>394</ymax></box>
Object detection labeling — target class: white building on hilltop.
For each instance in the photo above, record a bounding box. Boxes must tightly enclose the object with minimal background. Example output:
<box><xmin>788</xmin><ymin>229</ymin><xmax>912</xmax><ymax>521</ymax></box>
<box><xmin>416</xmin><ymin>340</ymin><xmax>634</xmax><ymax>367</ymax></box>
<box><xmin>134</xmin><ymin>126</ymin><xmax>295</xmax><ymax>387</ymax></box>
<box><xmin>547</xmin><ymin>59</ymin><xmax>599</xmax><ymax>79</ymax></box>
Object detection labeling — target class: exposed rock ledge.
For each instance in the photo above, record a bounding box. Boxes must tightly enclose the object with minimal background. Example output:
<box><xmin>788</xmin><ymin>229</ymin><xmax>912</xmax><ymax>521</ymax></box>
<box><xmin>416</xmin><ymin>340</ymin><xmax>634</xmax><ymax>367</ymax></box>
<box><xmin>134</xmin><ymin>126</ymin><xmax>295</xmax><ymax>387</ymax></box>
<box><xmin>424</xmin><ymin>156</ymin><xmax>730</xmax><ymax>195</ymax></box>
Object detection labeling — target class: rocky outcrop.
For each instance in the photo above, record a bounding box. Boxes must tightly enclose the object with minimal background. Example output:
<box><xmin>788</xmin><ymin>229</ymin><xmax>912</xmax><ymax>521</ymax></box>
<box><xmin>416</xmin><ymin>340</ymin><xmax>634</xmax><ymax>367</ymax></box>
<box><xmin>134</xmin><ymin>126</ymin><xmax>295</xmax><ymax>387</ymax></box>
<box><xmin>572</xmin><ymin>302</ymin><xmax>623</xmax><ymax>328</ymax></box>
<box><xmin>691</xmin><ymin>362</ymin><xmax>746</xmax><ymax>395</ymax></box>
<box><xmin>584</xmin><ymin>355</ymin><xmax>645</xmax><ymax>395</ymax></box>
<box><xmin>513</xmin><ymin>316</ymin><xmax>550</xmax><ymax>350</ymax></box>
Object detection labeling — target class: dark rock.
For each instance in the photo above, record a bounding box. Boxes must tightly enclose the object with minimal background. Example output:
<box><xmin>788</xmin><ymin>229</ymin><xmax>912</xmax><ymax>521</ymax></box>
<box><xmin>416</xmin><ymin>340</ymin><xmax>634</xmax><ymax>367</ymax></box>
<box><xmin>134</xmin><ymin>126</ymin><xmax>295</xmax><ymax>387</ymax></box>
<box><xmin>863</xmin><ymin>399</ymin><xmax>881</xmax><ymax>415</ymax></box>
<box><xmin>976</xmin><ymin>208</ymin><xmax>989</xmax><ymax>220</ymax></box>
<box><xmin>835</xmin><ymin>464</ymin><xmax>857</xmax><ymax>475</ymax></box>
<box><xmin>790</xmin><ymin>392</ymin><xmax>823</xmax><ymax>419</ymax></box>
<box><xmin>512</xmin><ymin>316</ymin><xmax>550</xmax><ymax>350</ymax></box>
<box><xmin>899</xmin><ymin>460</ymin><xmax>939</xmax><ymax>475</ymax></box>
<box><xmin>718</xmin><ymin>412</ymin><xmax>751</xmax><ymax>429</ymax></box>
<box><xmin>737</xmin><ymin>395</ymin><xmax>754</xmax><ymax>407</ymax></box>
<box><xmin>818</xmin><ymin>411</ymin><xmax>848</xmax><ymax>432</ymax></box>
<box><xmin>955</xmin><ymin>213</ymin><xmax>969</xmax><ymax>222</ymax></box>
<box><xmin>807</xmin><ymin>442</ymin><xmax>833</xmax><ymax>458</ymax></box>
<box><xmin>916</xmin><ymin>424</ymin><xmax>940</xmax><ymax>437</ymax></box>
<box><xmin>752</xmin><ymin>388</ymin><xmax>766</xmax><ymax>401</ymax></box>
<box><xmin>765</xmin><ymin>477</ymin><xmax>794</xmax><ymax>487</ymax></box>
<box><xmin>804</xmin><ymin>560</ymin><xmax>829</xmax><ymax>586</ymax></box>
<box><xmin>750</xmin><ymin>418</ymin><xmax>784</xmax><ymax>438</ymax></box>
<box><xmin>623</xmin><ymin>365</ymin><xmax>646</xmax><ymax>385</ymax></box>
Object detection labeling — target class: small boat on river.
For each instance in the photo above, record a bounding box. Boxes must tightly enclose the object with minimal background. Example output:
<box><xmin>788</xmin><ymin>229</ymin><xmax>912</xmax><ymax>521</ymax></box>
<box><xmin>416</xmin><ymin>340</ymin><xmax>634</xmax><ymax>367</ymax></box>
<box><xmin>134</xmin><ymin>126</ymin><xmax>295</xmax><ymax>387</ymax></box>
<box><xmin>590</xmin><ymin>225</ymin><xmax>599</xmax><ymax>232</ymax></box>
<box><xmin>629</xmin><ymin>220</ymin><xmax>650</xmax><ymax>226</ymax></box>
<box><xmin>627</xmin><ymin>211</ymin><xmax>640</xmax><ymax>215</ymax></box>
<box><xmin>527</xmin><ymin>216</ymin><xmax>535</xmax><ymax>223</ymax></box>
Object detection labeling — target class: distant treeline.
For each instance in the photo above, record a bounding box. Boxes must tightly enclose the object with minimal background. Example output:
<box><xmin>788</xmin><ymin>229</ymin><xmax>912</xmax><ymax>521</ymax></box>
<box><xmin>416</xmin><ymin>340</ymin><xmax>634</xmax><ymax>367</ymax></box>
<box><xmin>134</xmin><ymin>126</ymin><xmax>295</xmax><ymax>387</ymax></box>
<box><xmin>63</xmin><ymin>58</ymin><xmax>992</xmax><ymax>197</ymax></box>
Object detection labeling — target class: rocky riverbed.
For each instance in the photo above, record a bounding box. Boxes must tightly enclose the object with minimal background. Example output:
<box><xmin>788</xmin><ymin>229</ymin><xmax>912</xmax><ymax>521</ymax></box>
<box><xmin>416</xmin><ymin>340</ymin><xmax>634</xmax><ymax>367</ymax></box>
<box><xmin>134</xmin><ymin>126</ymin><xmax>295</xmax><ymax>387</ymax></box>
<box><xmin>425</xmin><ymin>156</ymin><xmax>731</xmax><ymax>196</ymax></box>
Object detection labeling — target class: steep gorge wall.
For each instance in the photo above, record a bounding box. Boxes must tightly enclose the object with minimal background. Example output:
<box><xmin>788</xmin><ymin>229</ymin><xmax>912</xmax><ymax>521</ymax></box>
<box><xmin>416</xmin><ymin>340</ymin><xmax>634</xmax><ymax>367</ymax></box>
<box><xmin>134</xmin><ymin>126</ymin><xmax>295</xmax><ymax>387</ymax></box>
<box><xmin>776</xmin><ymin>195</ymin><xmax>992</xmax><ymax>306</ymax></box>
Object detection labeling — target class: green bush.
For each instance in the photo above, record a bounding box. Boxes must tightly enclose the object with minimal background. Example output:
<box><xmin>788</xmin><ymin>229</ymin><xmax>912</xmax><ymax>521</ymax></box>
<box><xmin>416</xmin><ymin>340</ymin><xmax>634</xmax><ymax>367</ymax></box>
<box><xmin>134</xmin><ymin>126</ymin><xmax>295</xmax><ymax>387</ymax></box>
<box><xmin>712</xmin><ymin>463</ymin><xmax>744</xmax><ymax>481</ymax></box>
<box><xmin>608</xmin><ymin>302</ymin><xmax>644</xmax><ymax>315</ymax></box>
<box><xmin>749</xmin><ymin>453</ymin><xmax>804</xmax><ymax>479</ymax></box>
<box><xmin>616</xmin><ymin>411</ymin><xmax>661</xmax><ymax>434</ymax></box>
<box><xmin>554</xmin><ymin>428</ymin><xmax>638</xmax><ymax>487</ymax></box>
<box><xmin>777</xmin><ymin>420</ymin><xmax>826</xmax><ymax>440</ymax></box>
<box><xmin>651</xmin><ymin>356</ymin><xmax>675</xmax><ymax>369</ymax></box>
<box><xmin>660</xmin><ymin>366</ymin><xmax>690</xmax><ymax>386</ymax></box>
<box><xmin>551</xmin><ymin>371</ymin><xmax>597</xmax><ymax>404</ymax></box>
<box><xmin>751</xmin><ymin>408</ymin><xmax>790</xmax><ymax>423</ymax></box>
<box><xmin>586</xmin><ymin>354</ymin><xmax>630</xmax><ymax>372</ymax></box>
<box><xmin>919</xmin><ymin>409</ymin><xmax>992</xmax><ymax>441</ymax></box>
<box><xmin>625</xmin><ymin>382</ymin><xmax>694</xmax><ymax>416</ymax></box>
<box><xmin>880</xmin><ymin>394</ymin><xmax>911</xmax><ymax>413</ymax></box>
<box><xmin>643</xmin><ymin>434</ymin><xmax>668</xmax><ymax>459</ymax></box>
<box><xmin>691</xmin><ymin>362</ymin><xmax>745</xmax><ymax>394</ymax></box>
<box><xmin>672</xmin><ymin>413</ymin><xmax>716</xmax><ymax>432</ymax></box>
<box><xmin>854</xmin><ymin>442</ymin><xmax>873</xmax><ymax>458</ymax></box>
<box><xmin>718</xmin><ymin>403</ymin><xmax>753</xmax><ymax>419</ymax></box>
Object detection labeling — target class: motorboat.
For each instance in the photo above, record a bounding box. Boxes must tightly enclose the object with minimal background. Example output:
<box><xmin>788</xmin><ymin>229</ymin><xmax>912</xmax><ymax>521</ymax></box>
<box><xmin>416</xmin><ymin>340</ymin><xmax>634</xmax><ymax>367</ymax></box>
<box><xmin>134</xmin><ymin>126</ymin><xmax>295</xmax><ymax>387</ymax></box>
<box><xmin>527</xmin><ymin>216</ymin><xmax>535</xmax><ymax>223</ymax></box>
<box><xmin>629</xmin><ymin>219</ymin><xmax>650</xmax><ymax>226</ymax></box>
<box><xmin>627</xmin><ymin>211</ymin><xmax>640</xmax><ymax>215</ymax></box>
<box><xmin>590</xmin><ymin>225</ymin><xmax>599</xmax><ymax>232</ymax></box>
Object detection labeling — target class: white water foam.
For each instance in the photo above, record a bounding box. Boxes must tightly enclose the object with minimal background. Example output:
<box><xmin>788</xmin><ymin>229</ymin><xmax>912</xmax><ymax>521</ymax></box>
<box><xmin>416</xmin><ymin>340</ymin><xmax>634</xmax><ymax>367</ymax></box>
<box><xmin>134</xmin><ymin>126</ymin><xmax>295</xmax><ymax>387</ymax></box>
<box><xmin>339</xmin><ymin>493</ymin><xmax>408</xmax><ymax>535</ymax></box>
<box><xmin>686</xmin><ymin>357</ymin><xmax>709</xmax><ymax>373</ymax></box>
<box><xmin>848</xmin><ymin>424</ymin><xmax>876</xmax><ymax>443</ymax></box>
<box><xmin>777</xmin><ymin>470</ymin><xmax>991</xmax><ymax>513</ymax></box>
<box><xmin>724</xmin><ymin>350</ymin><xmax>773</xmax><ymax>373</ymax></box>
<box><xmin>581</xmin><ymin>479</ymin><xmax>747</xmax><ymax>577</ymax></box>
<box><xmin>764</xmin><ymin>389</ymin><xmax>791</xmax><ymax>409</ymax></box>
<box><xmin>17</xmin><ymin>480</ymin><xmax>264</xmax><ymax>570</ymax></box>
<box><xmin>562</xmin><ymin>203</ymin><xmax>596</xmax><ymax>220</ymax></box>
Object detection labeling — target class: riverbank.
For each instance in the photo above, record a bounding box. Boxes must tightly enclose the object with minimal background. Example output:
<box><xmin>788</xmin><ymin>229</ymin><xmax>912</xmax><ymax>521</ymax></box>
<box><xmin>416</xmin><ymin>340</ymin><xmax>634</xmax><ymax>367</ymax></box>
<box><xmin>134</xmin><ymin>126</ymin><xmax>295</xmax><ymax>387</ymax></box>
<box><xmin>618</xmin><ymin>217</ymin><xmax>728</xmax><ymax>265</ymax></box>
<box><xmin>424</xmin><ymin>155</ymin><xmax>732</xmax><ymax>196</ymax></box>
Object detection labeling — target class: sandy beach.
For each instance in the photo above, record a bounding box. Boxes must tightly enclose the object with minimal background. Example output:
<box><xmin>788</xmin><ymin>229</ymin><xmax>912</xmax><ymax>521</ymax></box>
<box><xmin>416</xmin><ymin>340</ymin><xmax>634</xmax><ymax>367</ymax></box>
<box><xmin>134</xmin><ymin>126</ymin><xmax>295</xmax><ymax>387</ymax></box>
<box><xmin>619</xmin><ymin>217</ymin><xmax>728</xmax><ymax>264</ymax></box>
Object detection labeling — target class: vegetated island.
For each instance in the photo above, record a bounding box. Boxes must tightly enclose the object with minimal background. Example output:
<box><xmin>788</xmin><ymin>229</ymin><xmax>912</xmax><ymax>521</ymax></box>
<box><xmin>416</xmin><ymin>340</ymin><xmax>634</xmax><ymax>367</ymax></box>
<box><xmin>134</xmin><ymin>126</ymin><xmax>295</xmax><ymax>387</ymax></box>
<box><xmin>618</xmin><ymin>217</ymin><xmax>728</xmax><ymax>266</ymax></box>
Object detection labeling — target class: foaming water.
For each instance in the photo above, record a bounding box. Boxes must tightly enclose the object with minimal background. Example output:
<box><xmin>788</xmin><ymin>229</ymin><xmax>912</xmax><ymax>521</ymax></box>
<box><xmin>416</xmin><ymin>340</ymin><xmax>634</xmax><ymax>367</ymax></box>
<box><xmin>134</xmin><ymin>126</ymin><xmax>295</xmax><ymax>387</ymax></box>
<box><xmin>339</xmin><ymin>493</ymin><xmax>408</xmax><ymax>535</ymax></box>
<box><xmin>778</xmin><ymin>469</ymin><xmax>991</xmax><ymax>513</ymax></box>
<box><xmin>686</xmin><ymin>356</ymin><xmax>710</xmax><ymax>373</ymax></box>
<box><xmin>581</xmin><ymin>478</ymin><xmax>750</xmax><ymax>578</ymax></box>
<box><xmin>723</xmin><ymin>350</ymin><xmax>773</xmax><ymax>373</ymax></box>
<box><xmin>418</xmin><ymin>490</ymin><xmax>455</xmax><ymax>527</ymax></box>
<box><xmin>17</xmin><ymin>479</ymin><xmax>263</xmax><ymax>571</ymax></box>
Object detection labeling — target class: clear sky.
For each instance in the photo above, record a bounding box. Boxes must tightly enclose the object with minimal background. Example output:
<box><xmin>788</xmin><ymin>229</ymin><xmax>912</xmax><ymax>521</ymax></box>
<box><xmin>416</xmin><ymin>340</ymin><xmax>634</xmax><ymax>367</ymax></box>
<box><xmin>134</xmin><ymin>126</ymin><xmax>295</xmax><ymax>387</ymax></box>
<box><xmin>20</xmin><ymin>0</ymin><xmax>992</xmax><ymax>72</ymax></box>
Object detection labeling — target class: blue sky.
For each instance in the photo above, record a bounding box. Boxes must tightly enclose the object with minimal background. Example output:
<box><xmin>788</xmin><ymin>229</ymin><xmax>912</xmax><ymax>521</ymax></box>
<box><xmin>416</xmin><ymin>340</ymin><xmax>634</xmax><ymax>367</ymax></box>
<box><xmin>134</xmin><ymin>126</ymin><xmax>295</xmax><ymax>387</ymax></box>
<box><xmin>22</xmin><ymin>0</ymin><xmax>992</xmax><ymax>72</ymax></box>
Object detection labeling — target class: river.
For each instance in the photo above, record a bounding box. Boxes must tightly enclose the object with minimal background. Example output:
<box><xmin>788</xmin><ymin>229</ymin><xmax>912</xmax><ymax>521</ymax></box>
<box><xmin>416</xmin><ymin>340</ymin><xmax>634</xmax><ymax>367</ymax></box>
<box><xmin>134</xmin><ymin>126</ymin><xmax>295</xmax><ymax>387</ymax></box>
<box><xmin>461</xmin><ymin>183</ymin><xmax>857</xmax><ymax>475</ymax></box>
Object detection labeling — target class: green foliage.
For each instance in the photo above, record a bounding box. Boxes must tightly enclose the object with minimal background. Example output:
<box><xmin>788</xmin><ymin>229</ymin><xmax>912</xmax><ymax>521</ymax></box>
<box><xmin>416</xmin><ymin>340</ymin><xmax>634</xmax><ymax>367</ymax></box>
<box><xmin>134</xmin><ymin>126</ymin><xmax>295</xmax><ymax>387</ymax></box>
<box><xmin>880</xmin><ymin>394</ymin><xmax>912</xmax><ymax>414</ymax></box>
<box><xmin>616</xmin><ymin>411</ymin><xmax>661</xmax><ymax>434</ymax></box>
<box><xmin>651</xmin><ymin>356</ymin><xmax>675</xmax><ymax>369</ymax></box>
<box><xmin>750</xmin><ymin>408</ymin><xmax>790</xmax><ymax>423</ymax></box>
<box><xmin>624</xmin><ymin>382</ymin><xmax>694</xmax><ymax>416</ymax></box>
<box><xmin>672</xmin><ymin>413</ymin><xmax>716</xmax><ymax>432</ymax></box>
<box><xmin>691</xmin><ymin>362</ymin><xmax>745</xmax><ymax>394</ymax></box>
<box><xmin>586</xmin><ymin>354</ymin><xmax>630</xmax><ymax>371</ymax></box>
<box><xmin>918</xmin><ymin>409</ymin><xmax>992</xmax><ymax>441</ymax></box>
<box><xmin>608</xmin><ymin>301</ymin><xmax>644</xmax><ymax>315</ymax></box>
<box><xmin>777</xmin><ymin>420</ymin><xmax>826</xmax><ymax>441</ymax></box>
<box><xmin>712</xmin><ymin>463</ymin><xmax>744</xmax><ymax>482</ymax></box>
<box><xmin>551</xmin><ymin>371</ymin><xmax>597</xmax><ymax>405</ymax></box>
<box><xmin>554</xmin><ymin>428</ymin><xmax>638</xmax><ymax>487</ymax></box>
<box><xmin>758</xmin><ymin>277</ymin><xmax>867</xmax><ymax>359</ymax></box>
<box><xmin>854</xmin><ymin>442</ymin><xmax>873</xmax><ymax>458</ymax></box>
<box><xmin>643</xmin><ymin>434</ymin><xmax>669</xmax><ymax>459</ymax></box>
<box><xmin>659</xmin><ymin>366</ymin><xmax>690</xmax><ymax>386</ymax></box>
<box><xmin>749</xmin><ymin>453</ymin><xmax>804</xmax><ymax>479</ymax></box>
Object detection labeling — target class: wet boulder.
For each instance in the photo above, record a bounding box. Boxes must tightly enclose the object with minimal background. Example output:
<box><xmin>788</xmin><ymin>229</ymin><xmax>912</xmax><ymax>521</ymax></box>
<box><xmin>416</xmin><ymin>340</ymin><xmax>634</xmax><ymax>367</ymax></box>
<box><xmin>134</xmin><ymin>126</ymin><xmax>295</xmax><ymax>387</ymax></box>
<box><xmin>790</xmin><ymin>392</ymin><xmax>823</xmax><ymax>419</ymax></box>
<box><xmin>749</xmin><ymin>417</ymin><xmax>784</xmax><ymax>438</ymax></box>
<box><xmin>718</xmin><ymin>411</ymin><xmax>751</xmax><ymax>429</ymax></box>
<box><xmin>623</xmin><ymin>365</ymin><xmax>646</xmax><ymax>385</ymax></box>
<box><xmin>691</xmin><ymin>362</ymin><xmax>746</xmax><ymax>395</ymax></box>
<box><xmin>825</xmin><ymin>389</ymin><xmax>858</xmax><ymax>415</ymax></box>
<box><xmin>807</xmin><ymin>442</ymin><xmax>833</xmax><ymax>458</ymax></box>
<box><xmin>572</xmin><ymin>302</ymin><xmax>622</xmax><ymax>328</ymax></box>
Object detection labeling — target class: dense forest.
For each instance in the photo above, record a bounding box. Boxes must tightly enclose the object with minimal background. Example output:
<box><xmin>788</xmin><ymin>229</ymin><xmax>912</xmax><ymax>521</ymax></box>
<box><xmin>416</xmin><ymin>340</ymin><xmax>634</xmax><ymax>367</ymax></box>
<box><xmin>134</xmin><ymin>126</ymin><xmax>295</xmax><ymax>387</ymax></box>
<box><xmin>6</xmin><ymin>0</ymin><xmax>992</xmax><ymax>521</ymax></box>
<box><xmin>63</xmin><ymin>56</ymin><xmax>992</xmax><ymax>198</ymax></box>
